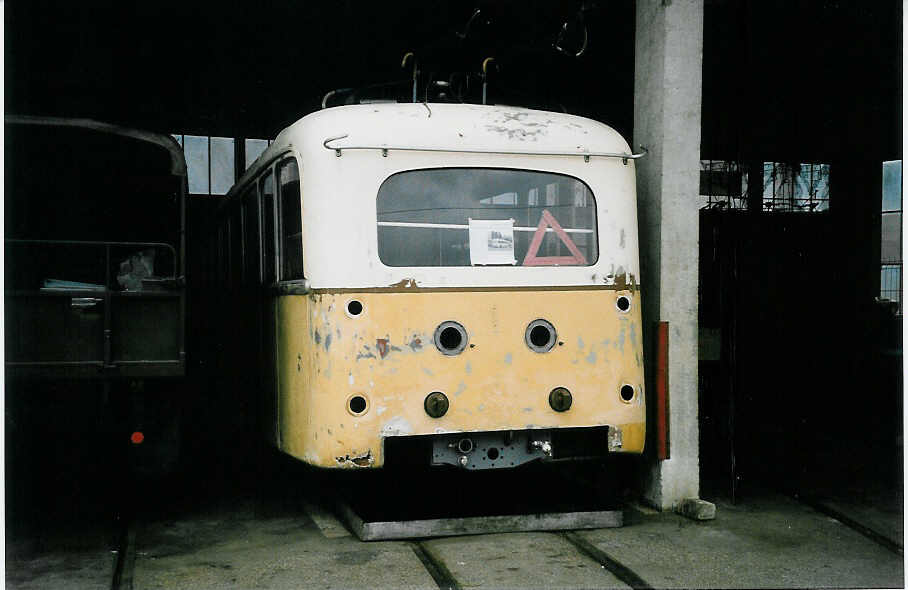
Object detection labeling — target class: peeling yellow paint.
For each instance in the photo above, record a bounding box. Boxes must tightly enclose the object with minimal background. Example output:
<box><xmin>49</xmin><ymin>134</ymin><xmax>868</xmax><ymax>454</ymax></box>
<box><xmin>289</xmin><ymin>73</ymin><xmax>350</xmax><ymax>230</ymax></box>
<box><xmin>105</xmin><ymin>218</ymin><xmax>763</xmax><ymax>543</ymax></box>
<box><xmin>274</xmin><ymin>288</ymin><xmax>645</xmax><ymax>467</ymax></box>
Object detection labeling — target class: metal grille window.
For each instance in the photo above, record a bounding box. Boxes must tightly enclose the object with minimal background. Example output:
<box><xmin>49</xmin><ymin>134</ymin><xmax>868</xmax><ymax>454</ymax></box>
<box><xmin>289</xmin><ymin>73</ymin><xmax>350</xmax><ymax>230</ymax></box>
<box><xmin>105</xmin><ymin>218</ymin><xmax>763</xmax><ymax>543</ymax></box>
<box><xmin>245</xmin><ymin>139</ymin><xmax>269</xmax><ymax>170</ymax></box>
<box><xmin>699</xmin><ymin>160</ymin><xmax>746</xmax><ymax>210</ymax></box>
<box><xmin>762</xmin><ymin>162</ymin><xmax>829</xmax><ymax>212</ymax></box>
<box><xmin>210</xmin><ymin>137</ymin><xmax>235</xmax><ymax>195</ymax></box>
<box><xmin>880</xmin><ymin>160</ymin><xmax>902</xmax><ymax>311</ymax></box>
<box><xmin>699</xmin><ymin>160</ymin><xmax>830</xmax><ymax>213</ymax></box>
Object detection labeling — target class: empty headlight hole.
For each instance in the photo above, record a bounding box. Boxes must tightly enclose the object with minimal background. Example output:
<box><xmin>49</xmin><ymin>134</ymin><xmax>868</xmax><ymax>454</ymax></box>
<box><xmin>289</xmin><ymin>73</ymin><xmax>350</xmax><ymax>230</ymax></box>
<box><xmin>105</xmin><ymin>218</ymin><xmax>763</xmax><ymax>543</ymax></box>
<box><xmin>346</xmin><ymin>300</ymin><xmax>364</xmax><ymax>317</ymax></box>
<box><xmin>616</xmin><ymin>296</ymin><xmax>631</xmax><ymax>313</ymax></box>
<box><xmin>434</xmin><ymin>321</ymin><xmax>468</xmax><ymax>355</ymax></box>
<box><xmin>620</xmin><ymin>384</ymin><xmax>635</xmax><ymax>402</ymax></box>
<box><xmin>348</xmin><ymin>395</ymin><xmax>368</xmax><ymax>415</ymax></box>
<box><xmin>487</xmin><ymin>447</ymin><xmax>500</xmax><ymax>461</ymax></box>
<box><xmin>525</xmin><ymin>319</ymin><xmax>556</xmax><ymax>353</ymax></box>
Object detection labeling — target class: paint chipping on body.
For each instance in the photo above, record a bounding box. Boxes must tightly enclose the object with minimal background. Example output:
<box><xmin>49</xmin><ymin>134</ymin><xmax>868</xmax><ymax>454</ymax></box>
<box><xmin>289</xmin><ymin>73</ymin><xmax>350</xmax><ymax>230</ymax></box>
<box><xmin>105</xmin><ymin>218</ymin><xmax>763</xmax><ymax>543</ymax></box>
<box><xmin>376</xmin><ymin>338</ymin><xmax>389</xmax><ymax>358</ymax></box>
<box><xmin>465</xmin><ymin>362</ymin><xmax>472</xmax><ymax>374</ymax></box>
<box><xmin>408</xmin><ymin>336</ymin><xmax>423</xmax><ymax>351</ymax></box>
<box><xmin>504</xmin><ymin>352</ymin><xmax>512</xmax><ymax>365</ymax></box>
<box><xmin>382</xmin><ymin>416</ymin><xmax>413</xmax><ymax>436</ymax></box>
<box><xmin>422</xmin><ymin>366</ymin><xmax>434</xmax><ymax>377</ymax></box>
<box><xmin>335</xmin><ymin>450</ymin><xmax>374</xmax><ymax>468</ymax></box>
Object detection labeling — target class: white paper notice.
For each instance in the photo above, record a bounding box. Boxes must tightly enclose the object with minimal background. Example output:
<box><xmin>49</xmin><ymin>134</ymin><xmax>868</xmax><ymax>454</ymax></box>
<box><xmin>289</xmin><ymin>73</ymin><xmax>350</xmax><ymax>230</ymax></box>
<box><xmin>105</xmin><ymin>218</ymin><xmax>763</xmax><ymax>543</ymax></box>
<box><xmin>468</xmin><ymin>218</ymin><xmax>517</xmax><ymax>265</ymax></box>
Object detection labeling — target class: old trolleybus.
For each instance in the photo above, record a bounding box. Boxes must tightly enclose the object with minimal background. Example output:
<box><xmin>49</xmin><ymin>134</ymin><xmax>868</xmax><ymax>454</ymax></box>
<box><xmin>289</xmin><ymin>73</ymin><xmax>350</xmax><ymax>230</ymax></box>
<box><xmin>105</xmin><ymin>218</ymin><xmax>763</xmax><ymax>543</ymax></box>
<box><xmin>218</xmin><ymin>103</ymin><xmax>646</xmax><ymax>470</ymax></box>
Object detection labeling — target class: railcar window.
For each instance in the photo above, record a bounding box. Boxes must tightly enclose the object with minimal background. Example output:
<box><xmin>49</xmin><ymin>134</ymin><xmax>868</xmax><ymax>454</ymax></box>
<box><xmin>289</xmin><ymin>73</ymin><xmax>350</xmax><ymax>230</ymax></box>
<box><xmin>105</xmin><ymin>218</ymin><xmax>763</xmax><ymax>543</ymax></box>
<box><xmin>243</xmin><ymin>186</ymin><xmax>261</xmax><ymax>284</ymax></box>
<box><xmin>229</xmin><ymin>209</ymin><xmax>243</xmax><ymax>286</ymax></box>
<box><xmin>261</xmin><ymin>171</ymin><xmax>277</xmax><ymax>284</ymax></box>
<box><xmin>376</xmin><ymin>168</ymin><xmax>597</xmax><ymax>267</ymax></box>
<box><xmin>217</xmin><ymin>225</ymin><xmax>228</xmax><ymax>283</ymax></box>
<box><xmin>279</xmin><ymin>159</ymin><xmax>304</xmax><ymax>280</ymax></box>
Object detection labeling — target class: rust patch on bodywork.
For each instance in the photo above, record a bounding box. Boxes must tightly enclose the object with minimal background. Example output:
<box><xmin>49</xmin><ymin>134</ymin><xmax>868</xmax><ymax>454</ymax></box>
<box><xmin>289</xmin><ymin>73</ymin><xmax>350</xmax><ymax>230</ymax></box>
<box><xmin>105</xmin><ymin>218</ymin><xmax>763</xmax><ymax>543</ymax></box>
<box><xmin>612</xmin><ymin>272</ymin><xmax>638</xmax><ymax>292</ymax></box>
<box><xmin>376</xmin><ymin>338</ymin><xmax>389</xmax><ymax>359</ymax></box>
<box><xmin>409</xmin><ymin>336</ymin><xmax>423</xmax><ymax>351</ymax></box>
<box><xmin>388</xmin><ymin>278</ymin><xmax>418</xmax><ymax>289</ymax></box>
<box><xmin>335</xmin><ymin>450</ymin><xmax>374</xmax><ymax>468</ymax></box>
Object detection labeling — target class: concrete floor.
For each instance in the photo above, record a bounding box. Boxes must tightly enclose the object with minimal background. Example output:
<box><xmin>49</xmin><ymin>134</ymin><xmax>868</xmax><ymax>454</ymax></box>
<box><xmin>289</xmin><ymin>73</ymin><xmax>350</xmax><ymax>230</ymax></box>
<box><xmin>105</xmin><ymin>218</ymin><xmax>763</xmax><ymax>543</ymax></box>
<box><xmin>7</xmin><ymin>483</ymin><xmax>902</xmax><ymax>590</ymax></box>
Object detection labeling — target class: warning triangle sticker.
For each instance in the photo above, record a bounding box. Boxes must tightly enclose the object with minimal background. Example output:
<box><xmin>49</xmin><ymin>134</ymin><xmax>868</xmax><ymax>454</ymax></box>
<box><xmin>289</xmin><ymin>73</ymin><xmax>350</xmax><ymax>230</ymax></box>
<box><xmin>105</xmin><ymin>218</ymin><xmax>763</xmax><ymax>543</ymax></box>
<box><xmin>522</xmin><ymin>209</ymin><xmax>588</xmax><ymax>266</ymax></box>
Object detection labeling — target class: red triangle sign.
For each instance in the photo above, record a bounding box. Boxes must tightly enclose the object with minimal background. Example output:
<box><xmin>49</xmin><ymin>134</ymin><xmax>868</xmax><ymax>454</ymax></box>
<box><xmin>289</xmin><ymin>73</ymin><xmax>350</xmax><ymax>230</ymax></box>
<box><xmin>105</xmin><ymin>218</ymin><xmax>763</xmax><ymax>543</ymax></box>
<box><xmin>522</xmin><ymin>209</ymin><xmax>588</xmax><ymax>266</ymax></box>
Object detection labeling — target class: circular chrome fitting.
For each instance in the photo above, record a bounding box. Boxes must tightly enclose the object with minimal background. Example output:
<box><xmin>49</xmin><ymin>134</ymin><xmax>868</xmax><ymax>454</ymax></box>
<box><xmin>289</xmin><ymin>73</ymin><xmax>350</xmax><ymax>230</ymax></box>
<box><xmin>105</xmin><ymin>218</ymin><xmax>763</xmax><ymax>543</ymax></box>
<box><xmin>347</xmin><ymin>394</ymin><xmax>369</xmax><ymax>416</ymax></box>
<box><xmin>457</xmin><ymin>438</ymin><xmax>474</xmax><ymax>454</ymax></box>
<box><xmin>434</xmin><ymin>321</ymin><xmax>468</xmax><ymax>355</ymax></box>
<box><xmin>549</xmin><ymin>387</ymin><xmax>573</xmax><ymax>412</ymax></box>
<box><xmin>616</xmin><ymin>295</ymin><xmax>631</xmax><ymax>313</ymax></box>
<box><xmin>424</xmin><ymin>391</ymin><xmax>449</xmax><ymax>418</ymax></box>
<box><xmin>526</xmin><ymin>319</ymin><xmax>557</xmax><ymax>353</ymax></box>
<box><xmin>619</xmin><ymin>384</ymin><xmax>636</xmax><ymax>403</ymax></box>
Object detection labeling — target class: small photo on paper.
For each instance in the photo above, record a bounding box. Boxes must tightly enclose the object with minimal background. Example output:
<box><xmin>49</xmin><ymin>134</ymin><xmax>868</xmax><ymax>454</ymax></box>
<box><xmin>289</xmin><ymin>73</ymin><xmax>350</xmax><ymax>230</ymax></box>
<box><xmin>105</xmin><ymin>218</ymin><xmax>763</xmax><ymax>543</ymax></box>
<box><xmin>487</xmin><ymin>230</ymin><xmax>514</xmax><ymax>250</ymax></box>
<box><xmin>469</xmin><ymin>218</ymin><xmax>517</xmax><ymax>265</ymax></box>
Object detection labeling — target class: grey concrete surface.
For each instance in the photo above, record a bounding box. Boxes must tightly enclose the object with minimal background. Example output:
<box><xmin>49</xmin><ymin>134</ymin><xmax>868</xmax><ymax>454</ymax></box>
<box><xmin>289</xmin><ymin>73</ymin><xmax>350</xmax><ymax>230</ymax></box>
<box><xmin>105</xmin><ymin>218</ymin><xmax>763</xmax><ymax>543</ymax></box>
<box><xmin>424</xmin><ymin>532</ymin><xmax>630</xmax><ymax>589</ymax></box>
<box><xmin>24</xmin><ymin>485</ymin><xmax>892</xmax><ymax>590</ymax></box>
<box><xmin>580</xmin><ymin>494</ymin><xmax>903</xmax><ymax>589</ymax></box>
<box><xmin>5</xmin><ymin>527</ymin><xmax>117</xmax><ymax>590</ymax></box>
<box><xmin>133</xmin><ymin>500</ymin><xmax>437</xmax><ymax>590</ymax></box>
<box><xmin>633</xmin><ymin>0</ymin><xmax>705</xmax><ymax>509</ymax></box>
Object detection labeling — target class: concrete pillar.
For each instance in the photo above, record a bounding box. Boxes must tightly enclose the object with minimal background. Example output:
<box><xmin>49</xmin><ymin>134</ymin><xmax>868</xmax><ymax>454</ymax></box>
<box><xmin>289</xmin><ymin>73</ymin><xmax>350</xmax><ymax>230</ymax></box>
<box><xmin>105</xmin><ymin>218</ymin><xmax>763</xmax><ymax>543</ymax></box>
<box><xmin>633</xmin><ymin>0</ymin><xmax>704</xmax><ymax>510</ymax></box>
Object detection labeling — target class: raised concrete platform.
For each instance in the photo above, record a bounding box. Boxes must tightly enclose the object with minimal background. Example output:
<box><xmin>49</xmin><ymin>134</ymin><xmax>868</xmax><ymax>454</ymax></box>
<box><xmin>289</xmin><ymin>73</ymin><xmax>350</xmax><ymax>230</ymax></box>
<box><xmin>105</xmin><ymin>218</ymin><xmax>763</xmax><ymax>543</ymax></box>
<box><xmin>338</xmin><ymin>500</ymin><xmax>622</xmax><ymax>541</ymax></box>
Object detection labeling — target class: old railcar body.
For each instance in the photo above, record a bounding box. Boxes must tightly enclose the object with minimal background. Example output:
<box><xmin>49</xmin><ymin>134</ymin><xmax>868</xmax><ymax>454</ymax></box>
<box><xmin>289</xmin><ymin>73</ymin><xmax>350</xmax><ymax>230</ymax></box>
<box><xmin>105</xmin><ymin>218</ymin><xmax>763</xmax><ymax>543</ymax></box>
<box><xmin>217</xmin><ymin>103</ymin><xmax>645</xmax><ymax>470</ymax></box>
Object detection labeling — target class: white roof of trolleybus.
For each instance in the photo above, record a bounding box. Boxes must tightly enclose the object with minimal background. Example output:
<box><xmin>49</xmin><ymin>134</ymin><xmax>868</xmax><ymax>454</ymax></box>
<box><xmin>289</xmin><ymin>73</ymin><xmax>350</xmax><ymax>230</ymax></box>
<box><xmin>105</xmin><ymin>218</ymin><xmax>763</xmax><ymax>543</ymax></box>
<box><xmin>244</xmin><ymin>103</ymin><xmax>641</xmax><ymax>290</ymax></box>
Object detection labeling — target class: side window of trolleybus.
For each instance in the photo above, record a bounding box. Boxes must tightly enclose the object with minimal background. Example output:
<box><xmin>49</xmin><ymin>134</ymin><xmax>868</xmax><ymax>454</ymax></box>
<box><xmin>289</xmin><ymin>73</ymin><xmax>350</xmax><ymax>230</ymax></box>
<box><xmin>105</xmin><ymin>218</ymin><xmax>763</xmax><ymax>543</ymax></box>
<box><xmin>376</xmin><ymin>168</ymin><xmax>598</xmax><ymax>267</ymax></box>
<box><xmin>261</xmin><ymin>170</ymin><xmax>276</xmax><ymax>284</ymax></box>
<box><xmin>279</xmin><ymin>158</ymin><xmax>304</xmax><ymax>280</ymax></box>
<box><xmin>242</xmin><ymin>186</ymin><xmax>260</xmax><ymax>284</ymax></box>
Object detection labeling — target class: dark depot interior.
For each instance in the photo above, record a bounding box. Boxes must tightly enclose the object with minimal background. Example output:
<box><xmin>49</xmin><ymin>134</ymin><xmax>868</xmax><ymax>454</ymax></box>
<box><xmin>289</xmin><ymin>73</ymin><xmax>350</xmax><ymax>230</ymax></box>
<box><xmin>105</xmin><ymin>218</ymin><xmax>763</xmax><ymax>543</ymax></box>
<box><xmin>4</xmin><ymin>0</ymin><xmax>902</xmax><ymax>561</ymax></box>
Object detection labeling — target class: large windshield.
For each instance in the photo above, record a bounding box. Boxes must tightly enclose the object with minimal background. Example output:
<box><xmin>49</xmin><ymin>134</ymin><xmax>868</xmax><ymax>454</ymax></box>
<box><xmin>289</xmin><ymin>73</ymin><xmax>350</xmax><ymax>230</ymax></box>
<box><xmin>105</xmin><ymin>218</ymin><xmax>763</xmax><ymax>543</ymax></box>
<box><xmin>377</xmin><ymin>168</ymin><xmax>598</xmax><ymax>267</ymax></box>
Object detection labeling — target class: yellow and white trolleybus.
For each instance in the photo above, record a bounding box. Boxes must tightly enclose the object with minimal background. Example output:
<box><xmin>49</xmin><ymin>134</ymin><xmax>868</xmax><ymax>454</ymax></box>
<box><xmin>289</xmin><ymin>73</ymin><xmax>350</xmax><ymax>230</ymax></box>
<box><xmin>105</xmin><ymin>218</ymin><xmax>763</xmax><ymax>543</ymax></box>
<box><xmin>212</xmin><ymin>103</ymin><xmax>646</xmax><ymax>469</ymax></box>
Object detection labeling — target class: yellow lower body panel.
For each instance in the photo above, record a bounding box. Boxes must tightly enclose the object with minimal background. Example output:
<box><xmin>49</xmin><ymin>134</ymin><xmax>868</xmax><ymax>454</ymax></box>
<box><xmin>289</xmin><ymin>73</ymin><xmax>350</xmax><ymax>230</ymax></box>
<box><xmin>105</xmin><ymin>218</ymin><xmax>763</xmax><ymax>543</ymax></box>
<box><xmin>276</xmin><ymin>288</ymin><xmax>645</xmax><ymax>468</ymax></box>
